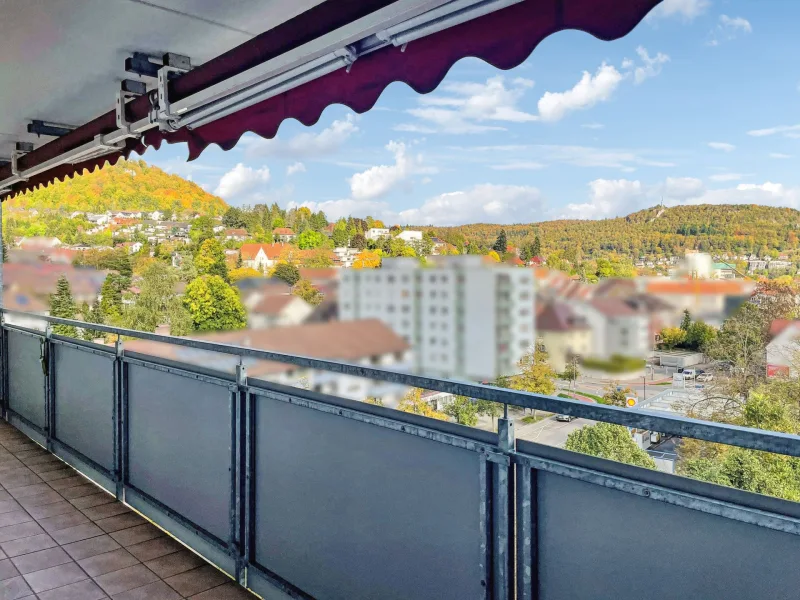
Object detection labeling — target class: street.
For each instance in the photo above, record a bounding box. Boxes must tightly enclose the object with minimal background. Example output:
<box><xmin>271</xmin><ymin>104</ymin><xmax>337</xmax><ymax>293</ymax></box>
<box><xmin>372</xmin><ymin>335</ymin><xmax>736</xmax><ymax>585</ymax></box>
<box><xmin>514</xmin><ymin>414</ymin><xmax>594</xmax><ymax>447</ymax></box>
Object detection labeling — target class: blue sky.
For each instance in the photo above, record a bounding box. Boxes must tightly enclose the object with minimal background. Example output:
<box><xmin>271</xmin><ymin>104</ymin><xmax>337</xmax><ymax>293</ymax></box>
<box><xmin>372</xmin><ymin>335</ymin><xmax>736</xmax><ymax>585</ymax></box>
<box><xmin>139</xmin><ymin>0</ymin><xmax>800</xmax><ymax>225</ymax></box>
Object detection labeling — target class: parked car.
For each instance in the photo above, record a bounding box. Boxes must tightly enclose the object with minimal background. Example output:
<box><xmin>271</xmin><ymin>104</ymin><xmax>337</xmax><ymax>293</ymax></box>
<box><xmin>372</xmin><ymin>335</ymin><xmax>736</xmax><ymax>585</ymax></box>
<box><xmin>696</xmin><ymin>373</ymin><xmax>713</xmax><ymax>382</ymax></box>
<box><xmin>556</xmin><ymin>414</ymin><xmax>576</xmax><ymax>422</ymax></box>
<box><xmin>682</xmin><ymin>369</ymin><xmax>697</xmax><ymax>380</ymax></box>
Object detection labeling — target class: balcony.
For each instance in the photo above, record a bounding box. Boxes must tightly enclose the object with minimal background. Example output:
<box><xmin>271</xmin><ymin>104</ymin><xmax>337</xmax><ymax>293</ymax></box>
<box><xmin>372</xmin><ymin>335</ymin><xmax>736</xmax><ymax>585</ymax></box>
<box><xmin>1</xmin><ymin>309</ymin><xmax>800</xmax><ymax>600</ymax></box>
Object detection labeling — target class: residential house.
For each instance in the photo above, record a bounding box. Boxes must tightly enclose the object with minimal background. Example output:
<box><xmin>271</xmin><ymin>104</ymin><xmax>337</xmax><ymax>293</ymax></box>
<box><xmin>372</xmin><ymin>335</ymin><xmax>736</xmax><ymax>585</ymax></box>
<box><xmin>572</xmin><ymin>298</ymin><xmax>651</xmax><ymax>361</ymax></box>
<box><xmin>240</xmin><ymin>243</ymin><xmax>290</xmax><ymax>272</ymax></box>
<box><xmin>273</xmin><ymin>227</ymin><xmax>296</xmax><ymax>242</ymax></box>
<box><xmin>18</xmin><ymin>237</ymin><xmax>62</xmax><ymax>251</ymax></box>
<box><xmin>644</xmin><ymin>279</ymin><xmax>755</xmax><ymax>327</ymax></box>
<box><xmin>124</xmin><ymin>320</ymin><xmax>411</xmax><ymax>407</ymax></box>
<box><xmin>768</xmin><ymin>260</ymin><xmax>792</xmax><ymax>272</ymax></box>
<box><xmin>225</xmin><ymin>228</ymin><xmax>249</xmax><ymax>241</ymax></box>
<box><xmin>322</xmin><ymin>223</ymin><xmax>336</xmax><ymax>237</ymax></box>
<box><xmin>212</xmin><ymin>225</ymin><xmax>225</xmax><ymax>234</ymax></box>
<box><xmin>766</xmin><ymin>320</ymin><xmax>800</xmax><ymax>377</ymax></box>
<box><xmin>248</xmin><ymin>295</ymin><xmax>314</xmax><ymax>329</ymax></box>
<box><xmin>397</xmin><ymin>230</ymin><xmax>422</xmax><ymax>243</ymax></box>
<box><xmin>536</xmin><ymin>302</ymin><xmax>592</xmax><ymax>372</ymax></box>
<box><xmin>149</xmin><ymin>210</ymin><xmax>164</xmax><ymax>221</ymax></box>
<box><xmin>713</xmin><ymin>262</ymin><xmax>737</xmax><ymax>280</ymax></box>
<box><xmin>748</xmin><ymin>259</ymin><xmax>768</xmax><ymax>272</ymax></box>
<box><xmin>333</xmin><ymin>247</ymin><xmax>360</xmax><ymax>268</ymax></box>
<box><xmin>365</xmin><ymin>228</ymin><xmax>390</xmax><ymax>241</ymax></box>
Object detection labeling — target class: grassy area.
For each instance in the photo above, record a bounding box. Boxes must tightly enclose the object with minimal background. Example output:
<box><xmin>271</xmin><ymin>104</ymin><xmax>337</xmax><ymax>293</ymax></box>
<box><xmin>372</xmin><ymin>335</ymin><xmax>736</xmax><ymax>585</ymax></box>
<box><xmin>520</xmin><ymin>414</ymin><xmax>548</xmax><ymax>425</ymax></box>
<box><xmin>572</xmin><ymin>390</ymin><xmax>608</xmax><ymax>404</ymax></box>
<box><xmin>654</xmin><ymin>382</ymin><xmax>672</xmax><ymax>386</ymax></box>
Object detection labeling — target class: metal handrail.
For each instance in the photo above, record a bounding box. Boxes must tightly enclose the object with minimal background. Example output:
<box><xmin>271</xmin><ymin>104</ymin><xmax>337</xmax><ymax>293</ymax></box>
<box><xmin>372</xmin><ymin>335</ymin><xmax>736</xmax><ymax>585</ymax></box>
<box><xmin>3</xmin><ymin>307</ymin><xmax>800</xmax><ymax>458</ymax></box>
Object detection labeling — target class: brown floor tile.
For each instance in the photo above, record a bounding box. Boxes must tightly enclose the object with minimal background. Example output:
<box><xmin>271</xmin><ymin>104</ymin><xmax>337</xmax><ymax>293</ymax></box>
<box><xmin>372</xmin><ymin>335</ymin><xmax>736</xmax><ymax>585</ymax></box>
<box><xmin>165</xmin><ymin>565</ymin><xmax>228</xmax><ymax>597</ymax></box>
<box><xmin>10</xmin><ymin>547</ymin><xmax>72</xmax><ymax>575</ymax></box>
<box><xmin>144</xmin><ymin>550</ymin><xmax>204</xmax><ymax>579</ymax></box>
<box><xmin>7</xmin><ymin>484</ymin><xmax>52</xmax><ymax>500</ymax></box>
<box><xmin>70</xmin><ymin>492</ymin><xmax>115</xmax><ymax>510</ymax></box>
<box><xmin>22</xmin><ymin>561</ymin><xmax>88</xmax><ymax>593</ymax></box>
<box><xmin>38</xmin><ymin>468</ymin><xmax>74</xmax><ymax>483</ymax></box>
<box><xmin>61</xmin><ymin>484</ymin><xmax>102</xmax><ymax>500</ymax></box>
<box><xmin>47</xmin><ymin>476</ymin><xmax>85</xmax><ymax>491</ymax></box>
<box><xmin>51</xmin><ymin>522</ymin><xmax>105</xmax><ymax>545</ymax></box>
<box><xmin>0</xmin><ymin>521</ymin><xmax>45</xmax><ymax>544</ymax></box>
<box><xmin>37</xmin><ymin>510</ymin><xmax>90</xmax><ymax>533</ymax></box>
<box><xmin>0</xmin><ymin>533</ymin><xmax>57</xmax><ymax>558</ymax></box>
<box><xmin>189</xmin><ymin>582</ymin><xmax>257</xmax><ymax>599</ymax></box>
<box><xmin>62</xmin><ymin>534</ymin><xmax>122</xmax><ymax>562</ymax></box>
<box><xmin>0</xmin><ymin>468</ymin><xmax>35</xmax><ymax>482</ymax></box>
<box><xmin>79</xmin><ymin>548</ymin><xmax>139</xmax><ymax>578</ymax></box>
<box><xmin>1</xmin><ymin>474</ymin><xmax>43</xmax><ymax>490</ymax></box>
<box><xmin>81</xmin><ymin>503</ymin><xmax>130</xmax><ymax>521</ymax></box>
<box><xmin>0</xmin><ymin>512</ymin><xmax>32</xmax><ymax>529</ymax></box>
<box><xmin>25</xmin><ymin>501</ymin><xmax>75</xmax><ymax>520</ymax></box>
<box><xmin>36</xmin><ymin>578</ymin><xmax>107</xmax><ymax>600</ymax></box>
<box><xmin>113</xmin><ymin>580</ymin><xmax>182</xmax><ymax>600</ymax></box>
<box><xmin>94</xmin><ymin>564</ymin><xmax>159</xmax><ymax>596</ymax></box>
<box><xmin>20</xmin><ymin>454</ymin><xmax>60</xmax><ymax>467</ymax></box>
<box><xmin>0</xmin><ymin>501</ymin><xmax>22</xmax><ymax>516</ymax></box>
<box><xmin>0</xmin><ymin>548</ymin><xmax>5</xmax><ymax>560</ymax></box>
<box><xmin>0</xmin><ymin>557</ymin><xmax>21</xmax><ymax>580</ymax></box>
<box><xmin>96</xmin><ymin>513</ymin><xmax>146</xmax><ymax>534</ymax></box>
<box><xmin>125</xmin><ymin>537</ymin><xmax>183</xmax><ymax>563</ymax></box>
<box><xmin>0</xmin><ymin>492</ymin><xmax>13</xmax><ymax>504</ymax></box>
<box><xmin>0</xmin><ymin>462</ymin><xmax>24</xmax><ymax>475</ymax></box>
<box><xmin>0</xmin><ymin>575</ymin><xmax>32</xmax><ymax>599</ymax></box>
<box><xmin>16</xmin><ymin>491</ymin><xmax>63</xmax><ymax>509</ymax></box>
<box><xmin>15</xmin><ymin>450</ymin><xmax>49</xmax><ymax>462</ymax></box>
<box><xmin>110</xmin><ymin>525</ymin><xmax>161</xmax><ymax>547</ymax></box>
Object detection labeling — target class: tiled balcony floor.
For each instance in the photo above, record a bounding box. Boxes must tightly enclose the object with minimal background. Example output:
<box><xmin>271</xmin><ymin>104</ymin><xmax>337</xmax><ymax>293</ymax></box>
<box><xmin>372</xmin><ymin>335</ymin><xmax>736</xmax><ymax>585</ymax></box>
<box><xmin>0</xmin><ymin>422</ymin><xmax>257</xmax><ymax>600</ymax></box>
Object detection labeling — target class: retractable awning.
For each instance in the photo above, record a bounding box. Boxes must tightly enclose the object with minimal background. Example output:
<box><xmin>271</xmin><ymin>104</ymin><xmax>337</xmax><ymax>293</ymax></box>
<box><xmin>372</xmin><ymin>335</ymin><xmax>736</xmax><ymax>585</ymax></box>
<box><xmin>0</xmin><ymin>0</ymin><xmax>662</xmax><ymax>200</ymax></box>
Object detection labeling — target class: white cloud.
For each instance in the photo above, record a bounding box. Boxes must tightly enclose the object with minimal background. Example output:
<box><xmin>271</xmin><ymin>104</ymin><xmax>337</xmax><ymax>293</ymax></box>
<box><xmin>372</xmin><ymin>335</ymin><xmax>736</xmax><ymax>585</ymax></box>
<box><xmin>708</xmin><ymin>14</ymin><xmax>752</xmax><ymax>45</ymax></box>
<box><xmin>708</xmin><ymin>142</ymin><xmax>736</xmax><ymax>152</ymax></box>
<box><xmin>770</xmin><ymin>153</ymin><xmax>793</xmax><ymax>159</ymax></box>
<box><xmin>533</xmin><ymin>145</ymin><xmax>676</xmax><ymax>169</ymax></box>
<box><xmin>490</xmin><ymin>161</ymin><xmax>545</xmax><ymax>171</ymax></box>
<box><xmin>349</xmin><ymin>141</ymin><xmax>433</xmax><ymax>200</ymax></box>
<box><xmin>709</xmin><ymin>173</ymin><xmax>745</xmax><ymax>182</ymax></box>
<box><xmin>399</xmin><ymin>76</ymin><xmax>538</xmax><ymax>134</ymax></box>
<box><xmin>562</xmin><ymin>176</ymin><xmax>800</xmax><ymax>219</ymax></box>
<box><xmin>286</xmin><ymin>162</ymin><xmax>306</xmax><ymax>176</ymax></box>
<box><xmin>631</xmin><ymin>47</ymin><xmax>670</xmax><ymax>84</ymax></box>
<box><xmin>243</xmin><ymin>114</ymin><xmax>358</xmax><ymax>158</ymax></box>
<box><xmin>398</xmin><ymin>184</ymin><xmax>545</xmax><ymax>225</ymax></box>
<box><xmin>581</xmin><ymin>123</ymin><xmax>605</xmax><ymax>130</ymax></box>
<box><xmin>213</xmin><ymin>163</ymin><xmax>270</xmax><ymax>200</ymax></box>
<box><xmin>538</xmin><ymin>64</ymin><xmax>624</xmax><ymax>122</ymax></box>
<box><xmin>747</xmin><ymin>124</ymin><xmax>800</xmax><ymax>138</ymax></box>
<box><xmin>646</xmin><ymin>0</ymin><xmax>710</xmax><ymax>21</ymax></box>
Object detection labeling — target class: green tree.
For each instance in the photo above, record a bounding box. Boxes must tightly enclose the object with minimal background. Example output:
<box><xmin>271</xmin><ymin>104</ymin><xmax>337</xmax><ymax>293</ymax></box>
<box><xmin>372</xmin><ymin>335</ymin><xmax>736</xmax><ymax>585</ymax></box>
<box><xmin>492</xmin><ymin>229</ymin><xmax>508</xmax><ymax>253</ymax></box>
<box><xmin>1</xmin><ymin>238</ymin><xmax>8</xmax><ymax>263</ymax></box>
<box><xmin>332</xmin><ymin>220</ymin><xmax>349</xmax><ymax>247</ymax></box>
<box><xmin>222</xmin><ymin>207</ymin><xmax>247</xmax><ymax>228</ymax></box>
<box><xmin>475</xmin><ymin>398</ymin><xmax>504</xmax><ymax>430</ymax></box>
<box><xmin>177</xmin><ymin>252</ymin><xmax>198</xmax><ymax>282</ymax></box>
<box><xmin>511</xmin><ymin>349</ymin><xmax>557</xmax><ymax>396</ymax></box>
<box><xmin>350</xmin><ymin>233</ymin><xmax>367</xmax><ymax>250</ymax></box>
<box><xmin>602</xmin><ymin>383</ymin><xmax>636</xmax><ymax>408</ymax></box>
<box><xmin>190</xmin><ymin>215</ymin><xmax>215</xmax><ymax>247</ymax></box>
<box><xmin>397</xmin><ymin>388</ymin><xmax>448</xmax><ymax>420</ymax></box>
<box><xmin>167</xmin><ymin>299</ymin><xmax>194</xmax><ymax>336</ymax></box>
<box><xmin>81</xmin><ymin>299</ymin><xmax>104</xmax><ymax>341</ymax></box>
<box><xmin>273</xmin><ymin>262</ymin><xmax>300</xmax><ymax>286</ymax></box>
<box><xmin>297</xmin><ymin>230</ymin><xmax>325</xmax><ymax>250</ymax></box>
<box><xmin>99</xmin><ymin>273</ymin><xmax>127</xmax><ymax>320</ymax></box>
<box><xmin>122</xmin><ymin>261</ymin><xmax>179</xmax><ymax>332</ymax></box>
<box><xmin>565</xmin><ymin>423</ymin><xmax>657</xmax><ymax>469</ymax></box>
<box><xmin>685</xmin><ymin>321</ymin><xmax>716</xmax><ymax>351</ymax></box>
<box><xmin>560</xmin><ymin>360</ymin><xmax>581</xmax><ymax>391</ymax></box>
<box><xmin>293</xmin><ymin>278</ymin><xmax>323</xmax><ymax>306</ymax></box>
<box><xmin>49</xmin><ymin>275</ymin><xmax>78</xmax><ymax>337</ymax></box>
<box><xmin>183</xmin><ymin>275</ymin><xmax>247</xmax><ymax>332</ymax></box>
<box><xmin>443</xmin><ymin>396</ymin><xmax>479</xmax><ymax>426</ymax></box>
<box><xmin>531</xmin><ymin>234</ymin><xmax>541</xmax><ymax>257</ymax></box>
<box><xmin>195</xmin><ymin>238</ymin><xmax>229</xmax><ymax>282</ymax></box>
<box><xmin>680</xmin><ymin>309</ymin><xmax>692</xmax><ymax>331</ymax></box>
<box><xmin>659</xmin><ymin>326</ymin><xmax>686</xmax><ymax>350</ymax></box>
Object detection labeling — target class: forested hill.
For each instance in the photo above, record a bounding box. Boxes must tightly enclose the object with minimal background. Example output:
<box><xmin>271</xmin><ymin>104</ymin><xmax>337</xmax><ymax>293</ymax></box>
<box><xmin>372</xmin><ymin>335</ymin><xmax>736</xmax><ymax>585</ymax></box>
<box><xmin>8</xmin><ymin>159</ymin><xmax>227</xmax><ymax>216</ymax></box>
<box><xmin>426</xmin><ymin>205</ymin><xmax>800</xmax><ymax>259</ymax></box>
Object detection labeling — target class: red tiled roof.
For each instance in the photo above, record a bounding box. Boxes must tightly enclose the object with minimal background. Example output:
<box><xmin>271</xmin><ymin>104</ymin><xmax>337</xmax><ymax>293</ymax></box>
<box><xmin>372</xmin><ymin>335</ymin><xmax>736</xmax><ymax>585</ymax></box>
<box><xmin>536</xmin><ymin>302</ymin><xmax>590</xmax><ymax>332</ymax></box>
<box><xmin>298</xmin><ymin>268</ymin><xmax>339</xmax><ymax>283</ymax></box>
<box><xmin>273</xmin><ymin>228</ymin><xmax>294</xmax><ymax>235</ymax></box>
<box><xmin>240</xmin><ymin>242</ymin><xmax>291</xmax><ymax>260</ymax></box>
<box><xmin>589</xmin><ymin>298</ymin><xmax>638</xmax><ymax>317</ymax></box>
<box><xmin>225</xmin><ymin>228</ymin><xmax>248</xmax><ymax>236</ymax></box>
<box><xmin>768</xmin><ymin>319</ymin><xmax>800</xmax><ymax>340</ymax></box>
<box><xmin>646</xmin><ymin>280</ymin><xmax>750</xmax><ymax>295</ymax></box>
<box><xmin>252</xmin><ymin>294</ymin><xmax>300</xmax><ymax>315</ymax></box>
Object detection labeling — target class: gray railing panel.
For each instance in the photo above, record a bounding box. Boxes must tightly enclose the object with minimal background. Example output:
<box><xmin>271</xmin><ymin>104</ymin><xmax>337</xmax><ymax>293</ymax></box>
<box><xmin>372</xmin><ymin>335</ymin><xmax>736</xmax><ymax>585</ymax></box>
<box><xmin>7</xmin><ymin>329</ymin><xmax>46</xmax><ymax>428</ymax></box>
<box><xmin>253</xmin><ymin>391</ymin><xmax>486</xmax><ymax>600</ymax></box>
<box><xmin>535</xmin><ymin>470</ymin><xmax>800</xmax><ymax>600</ymax></box>
<box><xmin>126</xmin><ymin>363</ymin><xmax>232</xmax><ymax>542</ymax></box>
<box><xmin>53</xmin><ymin>343</ymin><xmax>115</xmax><ymax>471</ymax></box>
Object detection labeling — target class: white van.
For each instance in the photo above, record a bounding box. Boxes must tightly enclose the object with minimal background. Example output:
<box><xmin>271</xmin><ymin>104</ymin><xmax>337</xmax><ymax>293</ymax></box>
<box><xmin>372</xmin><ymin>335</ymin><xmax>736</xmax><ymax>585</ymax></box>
<box><xmin>682</xmin><ymin>369</ymin><xmax>696</xmax><ymax>380</ymax></box>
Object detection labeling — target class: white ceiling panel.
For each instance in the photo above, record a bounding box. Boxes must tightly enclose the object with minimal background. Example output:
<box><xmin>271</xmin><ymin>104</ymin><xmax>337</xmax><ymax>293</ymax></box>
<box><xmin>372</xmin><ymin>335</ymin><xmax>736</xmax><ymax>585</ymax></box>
<box><xmin>0</xmin><ymin>0</ymin><xmax>325</xmax><ymax>159</ymax></box>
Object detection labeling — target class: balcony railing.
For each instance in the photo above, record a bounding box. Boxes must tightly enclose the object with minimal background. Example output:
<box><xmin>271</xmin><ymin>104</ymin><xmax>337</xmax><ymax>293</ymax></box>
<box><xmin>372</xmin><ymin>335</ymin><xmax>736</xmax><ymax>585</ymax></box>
<box><xmin>1</xmin><ymin>307</ymin><xmax>800</xmax><ymax>600</ymax></box>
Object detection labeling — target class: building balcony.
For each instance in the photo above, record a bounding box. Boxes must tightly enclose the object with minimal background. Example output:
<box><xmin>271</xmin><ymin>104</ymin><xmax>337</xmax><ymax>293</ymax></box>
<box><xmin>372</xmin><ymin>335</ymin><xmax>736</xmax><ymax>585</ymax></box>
<box><xmin>1</xmin><ymin>309</ymin><xmax>800</xmax><ymax>600</ymax></box>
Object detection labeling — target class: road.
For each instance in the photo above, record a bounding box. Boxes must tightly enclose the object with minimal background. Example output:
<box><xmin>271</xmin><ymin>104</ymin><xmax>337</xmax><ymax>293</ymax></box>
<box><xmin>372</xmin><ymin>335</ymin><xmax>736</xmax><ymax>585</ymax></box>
<box><xmin>514</xmin><ymin>414</ymin><xmax>594</xmax><ymax>447</ymax></box>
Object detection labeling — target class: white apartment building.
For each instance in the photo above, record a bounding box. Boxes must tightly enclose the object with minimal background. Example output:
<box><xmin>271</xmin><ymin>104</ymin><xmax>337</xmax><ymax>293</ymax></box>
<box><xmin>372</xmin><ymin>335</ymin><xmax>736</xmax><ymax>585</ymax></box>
<box><xmin>365</xmin><ymin>228</ymin><xmax>390</xmax><ymax>241</ymax></box>
<box><xmin>339</xmin><ymin>256</ymin><xmax>535</xmax><ymax>382</ymax></box>
<box><xmin>333</xmin><ymin>247</ymin><xmax>360</xmax><ymax>268</ymax></box>
<box><xmin>397</xmin><ymin>230</ymin><xmax>423</xmax><ymax>243</ymax></box>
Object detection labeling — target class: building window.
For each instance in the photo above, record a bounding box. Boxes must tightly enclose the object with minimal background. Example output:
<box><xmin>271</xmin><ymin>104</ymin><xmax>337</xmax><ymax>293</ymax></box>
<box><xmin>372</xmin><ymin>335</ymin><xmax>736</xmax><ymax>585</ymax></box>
<box><xmin>402</xmin><ymin>275</ymin><xmax>409</xmax><ymax>283</ymax></box>
<box><xmin>401</xmin><ymin>289</ymin><xmax>410</xmax><ymax>298</ymax></box>
<box><xmin>430</xmin><ymin>337</ymin><xmax>437</xmax><ymax>345</ymax></box>
<box><xmin>343</xmin><ymin>303</ymin><xmax>351</xmax><ymax>311</ymax></box>
<box><xmin>371</xmin><ymin>355</ymin><xmax>381</xmax><ymax>365</ymax></box>
<box><xmin>441</xmin><ymin>307</ymin><xmax>449</xmax><ymax>315</ymax></box>
<box><xmin>519</xmin><ymin>309</ymin><xmax>530</xmax><ymax>317</ymax></box>
<box><xmin>387</xmin><ymin>305</ymin><xmax>395</xmax><ymax>313</ymax></box>
<box><xmin>388</xmin><ymin>275</ymin><xmax>395</xmax><ymax>283</ymax></box>
<box><xmin>401</xmin><ymin>305</ymin><xmax>410</xmax><ymax>314</ymax></box>
<box><xmin>430</xmin><ymin>306</ymin><xmax>438</xmax><ymax>314</ymax></box>
<box><xmin>430</xmin><ymin>290</ymin><xmax>437</xmax><ymax>298</ymax></box>
<box><xmin>441</xmin><ymin>276</ymin><xmax>449</xmax><ymax>283</ymax></box>
<box><xmin>429</xmin><ymin>275</ymin><xmax>436</xmax><ymax>283</ymax></box>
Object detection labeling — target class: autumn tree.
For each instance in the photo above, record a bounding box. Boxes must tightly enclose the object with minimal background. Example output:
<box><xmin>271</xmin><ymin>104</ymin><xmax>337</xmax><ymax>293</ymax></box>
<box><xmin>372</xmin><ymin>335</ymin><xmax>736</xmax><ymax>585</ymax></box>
<box><xmin>659</xmin><ymin>326</ymin><xmax>686</xmax><ymax>350</ymax></box>
<box><xmin>229</xmin><ymin>267</ymin><xmax>262</xmax><ymax>283</ymax></box>
<box><xmin>49</xmin><ymin>276</ymin><xmax>78</xmax><ymax>337</ymax></box>
<box><xmin>397</xmin><ymin>388</ymin><xmax>448</xmax><ymax>420</ymax></box>
<box><xmin>565</xmin><ymin>423</ymin><xmax>656</xmax><ymax>469</ymax></box>
<box><xmin>293</xmin><ymin>278</ymin><xmax>323</xmax><ymax>306</ymax></box>
<box><xmin>602</xmin><ymin>383</ymin><xmax>636</xmax><ymax>407</ymax></box>
<box><xmin>183</xmin><ymin>275</ymin><xmax>247</xmax><ymax>332</ymax></box>
<box><xmin>352</xmin><ymin>250</ymin><xmax>381</xmax><ymax>269</ymax></box>
<box><xmin>195</xmin><ymin>238</ymin><xmax>229</xmax><ymax>282</ymax></box>
<box><xmin>511</xmin><ymin>348</ymin><xmax>557</xmax><ymax>396</ymax></box>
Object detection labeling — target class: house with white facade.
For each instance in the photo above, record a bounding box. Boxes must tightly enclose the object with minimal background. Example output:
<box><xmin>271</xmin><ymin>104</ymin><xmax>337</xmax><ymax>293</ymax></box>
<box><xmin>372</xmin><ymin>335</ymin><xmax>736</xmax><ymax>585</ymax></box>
<box><xmin>273</xmin><ymin>228</ymin><xmax>296</xmax><ymax>242</ymax></box>
<box><xmin>333</xmin><ymin>247</ymin><xmax>360</xmax><ymax>268</ymax></box>
<box><xmin>397</xmin><ymin>230</ymin><xmax>423</xmax><ymax>243</ymax></box>
<box><xmin>572</xmin><ymin>298</ymin><xmax>651</xmax><ymax>361</ymax></box>
<box><xmin>240</xmin><ymin>243</ymin><xmax>290</xmax><ymax>272</ymax></box>
<box><xmin>340</xmin><ymin>256</ymin><xmax>535</xmax><ymax>381</ymax></box>
<box><xmin>365</xmin><ymin>228</ymin><xmax>390</xmax><ymax>241</ymax></box>
<box><xmin>248</xmin><ymin>295</ymin><xmax>314</xmax><ymax>329</ymax></box>
<box><xmin>766</xmin><ymin>320</ymin><xmax>800</xmax><ymax>378</ymax></box>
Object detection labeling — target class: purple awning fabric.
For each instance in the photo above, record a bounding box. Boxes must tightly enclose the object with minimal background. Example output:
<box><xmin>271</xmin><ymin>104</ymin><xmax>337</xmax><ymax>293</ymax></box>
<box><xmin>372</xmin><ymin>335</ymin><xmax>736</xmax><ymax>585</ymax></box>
<box><xmin>1</xmin><ymin>0</ymin><xmax>662</xmax><ymax>199</ymax></box>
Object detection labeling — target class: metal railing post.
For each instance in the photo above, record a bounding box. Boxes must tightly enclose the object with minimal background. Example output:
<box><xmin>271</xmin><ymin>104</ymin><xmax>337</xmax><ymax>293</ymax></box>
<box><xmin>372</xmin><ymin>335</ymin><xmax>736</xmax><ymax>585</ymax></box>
<box><xmin>44</xmin><ymin>324</ymin><xmax>54</xmax><ymax>452</ymax></box>
<box><xmin>114</xmin><ymin>336</ymin><xmax>125</xmax><ymax>500</ymax></box>
<box><xmin>234</xmin><ymin>359</ymin><xmax>248</xmax><ymax>586</ymax></box>
<box><xmin>493</xmin><ymin>406</ymin><xmax>515</xmax><ymax>600</ymax></box>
